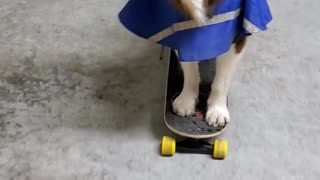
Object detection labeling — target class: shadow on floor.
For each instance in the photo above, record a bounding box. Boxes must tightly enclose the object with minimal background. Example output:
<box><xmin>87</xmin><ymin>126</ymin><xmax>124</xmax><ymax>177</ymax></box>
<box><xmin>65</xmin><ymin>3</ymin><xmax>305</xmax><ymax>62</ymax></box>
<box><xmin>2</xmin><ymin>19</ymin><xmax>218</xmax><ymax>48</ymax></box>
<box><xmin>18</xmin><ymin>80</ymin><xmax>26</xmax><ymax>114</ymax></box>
<box><xmin>75</xmin><ymin>48</ymin><xmax>172</xmax><ymax>139</ymax></box>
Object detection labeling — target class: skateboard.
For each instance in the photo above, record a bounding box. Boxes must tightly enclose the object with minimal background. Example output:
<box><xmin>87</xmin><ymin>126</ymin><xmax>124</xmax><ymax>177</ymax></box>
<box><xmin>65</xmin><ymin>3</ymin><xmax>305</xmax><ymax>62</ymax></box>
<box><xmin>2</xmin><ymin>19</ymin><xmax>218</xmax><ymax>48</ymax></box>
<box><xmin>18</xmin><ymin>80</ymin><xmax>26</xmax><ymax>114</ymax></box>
<box><xmin>161</xmin><ymin>49</ymin><xmax>228</xmax><ymax>159</ymax></box>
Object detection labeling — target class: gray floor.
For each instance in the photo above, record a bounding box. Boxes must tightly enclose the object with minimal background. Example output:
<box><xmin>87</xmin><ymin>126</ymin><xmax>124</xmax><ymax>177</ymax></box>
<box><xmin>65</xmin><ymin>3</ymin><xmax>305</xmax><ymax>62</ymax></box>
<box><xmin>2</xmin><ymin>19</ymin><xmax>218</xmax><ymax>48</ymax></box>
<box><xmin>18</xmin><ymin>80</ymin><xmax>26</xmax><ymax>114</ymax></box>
<box><xmin>0</xmin><ymin>0</ymin><xmax>319</xmax><ymax>179</ymax></box>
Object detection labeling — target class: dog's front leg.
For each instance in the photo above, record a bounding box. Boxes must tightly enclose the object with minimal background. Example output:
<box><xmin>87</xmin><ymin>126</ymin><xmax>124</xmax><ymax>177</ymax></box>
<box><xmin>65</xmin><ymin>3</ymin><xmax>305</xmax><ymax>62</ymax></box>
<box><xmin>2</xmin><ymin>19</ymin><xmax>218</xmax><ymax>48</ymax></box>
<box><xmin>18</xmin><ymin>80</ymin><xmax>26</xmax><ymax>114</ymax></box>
<box><xmin>206</xmin><ymin>38</ymin><xmax>247</xmax><ymax>127</ymax></box>
<box><xmin>172</xmin><ymin>51</ymin><xmax>200</xmax><ymax>116</ymax></box>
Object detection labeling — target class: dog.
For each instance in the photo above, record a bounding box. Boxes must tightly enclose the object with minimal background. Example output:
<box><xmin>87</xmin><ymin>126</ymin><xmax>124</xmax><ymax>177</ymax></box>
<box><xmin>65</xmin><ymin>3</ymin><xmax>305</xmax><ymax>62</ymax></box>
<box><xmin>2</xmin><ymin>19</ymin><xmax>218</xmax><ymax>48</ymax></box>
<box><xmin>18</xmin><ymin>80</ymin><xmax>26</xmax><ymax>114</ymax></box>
<box><xmin>118</xmin><ymin>0</ymin><xmax>272</xmax><ymax>127</ymax></box>
<box><xmin>171</xmin><ymin>0</ymin><xmax>247</xmax><ymax>127</ymax></box>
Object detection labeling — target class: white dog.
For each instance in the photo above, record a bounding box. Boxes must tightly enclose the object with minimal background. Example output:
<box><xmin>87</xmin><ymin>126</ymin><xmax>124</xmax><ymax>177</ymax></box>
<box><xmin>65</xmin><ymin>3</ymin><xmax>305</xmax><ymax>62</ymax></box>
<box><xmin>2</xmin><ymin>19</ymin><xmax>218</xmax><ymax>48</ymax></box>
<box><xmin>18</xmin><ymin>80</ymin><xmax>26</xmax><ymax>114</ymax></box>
<box><xmin>119</xmin><ymin>0</ymin><xmax>272</xmax><ymax>127</ymax></box>
<box><xmin>171</xmin><ymin>0</ymin><xmax>246</xmax><ymax>127</ymax></box>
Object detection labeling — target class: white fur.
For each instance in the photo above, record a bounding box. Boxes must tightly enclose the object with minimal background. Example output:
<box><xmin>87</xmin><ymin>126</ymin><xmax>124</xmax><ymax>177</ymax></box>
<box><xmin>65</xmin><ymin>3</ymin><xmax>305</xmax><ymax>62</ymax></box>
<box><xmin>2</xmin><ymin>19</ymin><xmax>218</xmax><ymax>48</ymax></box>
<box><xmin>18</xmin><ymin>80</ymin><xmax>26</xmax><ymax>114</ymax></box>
<box><xmin>206</xmin><ymin>44</ymin><xmax>245</xmax><ymax>126</ymax></box>
<box><xmin>172</xmin><ymin>51</ymin><xmax>200</xmax><ymax>116</ymax></box>
<box><xmin>172</xmin><ymin>44</ymin><xmax>246</xmax><ymax>126</ymax></box>
<box><xmin>181</xmin><ymin>0</ymin><xmax>207</xmax><ymax>24</ymax></box>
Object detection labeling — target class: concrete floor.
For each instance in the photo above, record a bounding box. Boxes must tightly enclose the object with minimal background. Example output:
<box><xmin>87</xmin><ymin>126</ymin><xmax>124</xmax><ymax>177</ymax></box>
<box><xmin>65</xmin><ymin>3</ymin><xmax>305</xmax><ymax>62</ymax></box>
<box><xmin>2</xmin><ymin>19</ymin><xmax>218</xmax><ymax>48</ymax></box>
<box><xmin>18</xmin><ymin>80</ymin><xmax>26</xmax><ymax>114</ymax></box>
<box><xmin>0</xmin><ymin>0</ymin><xmax>319</xmax><ymax>179</ymax></box>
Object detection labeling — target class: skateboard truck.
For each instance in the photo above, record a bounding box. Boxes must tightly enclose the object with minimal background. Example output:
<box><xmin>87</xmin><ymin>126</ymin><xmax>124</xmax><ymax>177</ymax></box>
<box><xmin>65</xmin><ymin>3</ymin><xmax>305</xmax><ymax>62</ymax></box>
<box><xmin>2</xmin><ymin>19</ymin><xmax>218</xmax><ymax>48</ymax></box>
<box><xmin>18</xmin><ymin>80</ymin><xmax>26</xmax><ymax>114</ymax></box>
<box><xmin>161</xmin><ymin>136</ymin><xmax>228</xmax><ymax>159</ymax></box>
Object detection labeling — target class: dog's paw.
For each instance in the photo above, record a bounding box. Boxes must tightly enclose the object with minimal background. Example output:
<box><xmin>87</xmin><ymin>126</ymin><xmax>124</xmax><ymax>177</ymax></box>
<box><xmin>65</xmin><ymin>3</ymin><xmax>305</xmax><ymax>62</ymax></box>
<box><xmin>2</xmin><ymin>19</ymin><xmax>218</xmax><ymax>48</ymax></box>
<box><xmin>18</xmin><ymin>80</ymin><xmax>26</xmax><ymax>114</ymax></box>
<box><xmin>205</xmin><ymin>104</ymin><xmax>230</xmax><ymax>127</ymax></box>
<box><xmin>172</xmin><ymin>92</ymin><xmax>197</xmax><ymax>117</ymax></box>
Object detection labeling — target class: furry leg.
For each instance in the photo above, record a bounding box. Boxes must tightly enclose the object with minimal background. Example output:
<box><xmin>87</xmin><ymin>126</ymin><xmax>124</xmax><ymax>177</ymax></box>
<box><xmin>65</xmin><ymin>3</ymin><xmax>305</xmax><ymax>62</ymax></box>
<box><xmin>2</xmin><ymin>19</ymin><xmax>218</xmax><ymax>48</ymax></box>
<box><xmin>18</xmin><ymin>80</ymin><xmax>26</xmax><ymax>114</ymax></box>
<box><xmin>206</xmin><ymin>42</ymin><xmax>246</xmax><ymax>126</ymax></box>
<box><xmin>172</xmin><ymin>51</ymin><xmax>200</xmax><ymax>116</ymax></box>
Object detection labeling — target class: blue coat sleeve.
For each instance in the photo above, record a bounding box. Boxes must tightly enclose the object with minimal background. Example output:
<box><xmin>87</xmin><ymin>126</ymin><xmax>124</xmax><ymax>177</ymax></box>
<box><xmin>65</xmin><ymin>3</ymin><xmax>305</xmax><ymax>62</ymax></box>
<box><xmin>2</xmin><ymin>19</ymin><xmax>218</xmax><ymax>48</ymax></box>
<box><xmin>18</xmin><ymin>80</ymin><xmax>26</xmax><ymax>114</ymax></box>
<box><xmin>242</xmin><ymin>0</ymin><xmax>273</xmax><ymax>35</ymax></box>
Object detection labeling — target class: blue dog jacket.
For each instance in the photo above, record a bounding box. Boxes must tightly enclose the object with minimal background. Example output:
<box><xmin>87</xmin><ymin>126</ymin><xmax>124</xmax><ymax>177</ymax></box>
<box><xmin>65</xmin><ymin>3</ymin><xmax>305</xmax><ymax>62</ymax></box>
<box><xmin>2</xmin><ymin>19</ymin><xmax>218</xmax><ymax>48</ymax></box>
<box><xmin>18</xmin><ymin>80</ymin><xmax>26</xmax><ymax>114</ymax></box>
<box><xmin>118</xmin><ymin>0</ymin><xmax>272</xmax><ymax>62</ymax></box>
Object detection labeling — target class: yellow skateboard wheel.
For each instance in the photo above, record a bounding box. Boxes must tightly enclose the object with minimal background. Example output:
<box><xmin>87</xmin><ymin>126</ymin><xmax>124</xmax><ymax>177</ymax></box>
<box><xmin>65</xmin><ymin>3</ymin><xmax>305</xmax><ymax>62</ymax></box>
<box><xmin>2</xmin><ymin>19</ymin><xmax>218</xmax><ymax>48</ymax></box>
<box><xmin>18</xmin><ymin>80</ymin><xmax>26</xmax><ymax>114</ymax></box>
<box><xmin>213</xmin><ymin>139</ymin><xmax>228</xmax><ymax>159</ymax></box>
<box><xmin>161</xmin><ymin>136</ymin><xmax>176</xmax><ymax>156</ymax></box>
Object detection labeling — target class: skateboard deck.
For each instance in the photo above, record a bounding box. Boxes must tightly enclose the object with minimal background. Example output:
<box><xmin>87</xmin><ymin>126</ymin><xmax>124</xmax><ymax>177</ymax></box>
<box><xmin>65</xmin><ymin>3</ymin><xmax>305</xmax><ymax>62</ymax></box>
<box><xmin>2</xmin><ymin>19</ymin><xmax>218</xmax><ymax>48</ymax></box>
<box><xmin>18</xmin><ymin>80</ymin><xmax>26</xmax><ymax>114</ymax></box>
<box><xmin>164</xmin><ymin>50</ymin><xmax>227</xmax><ymax>139</ymax></box>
